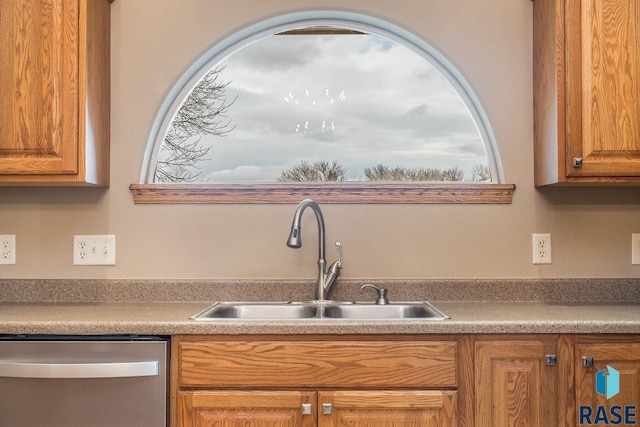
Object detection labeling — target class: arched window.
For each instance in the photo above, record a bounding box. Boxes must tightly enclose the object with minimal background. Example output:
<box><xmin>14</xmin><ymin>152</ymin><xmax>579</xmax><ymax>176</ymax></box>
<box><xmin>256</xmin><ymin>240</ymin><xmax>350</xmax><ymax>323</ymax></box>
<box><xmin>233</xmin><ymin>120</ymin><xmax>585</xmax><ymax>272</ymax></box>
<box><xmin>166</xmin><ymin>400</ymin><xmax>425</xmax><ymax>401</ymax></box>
<box><xmin>131</xmin><ymin>11</ymin><xmax>514</xmax><ymax>204</ymax></box>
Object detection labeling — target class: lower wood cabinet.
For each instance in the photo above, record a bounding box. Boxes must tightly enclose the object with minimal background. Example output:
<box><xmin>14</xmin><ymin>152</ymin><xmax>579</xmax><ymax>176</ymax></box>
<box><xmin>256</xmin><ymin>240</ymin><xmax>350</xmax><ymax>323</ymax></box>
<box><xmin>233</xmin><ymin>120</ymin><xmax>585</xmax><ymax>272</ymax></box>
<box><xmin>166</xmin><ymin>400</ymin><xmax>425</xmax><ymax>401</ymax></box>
<box><xmin>177</xmin><ymin>391</ymin><xmax>316</xmax><ymax>427</ymax></box>
<box><xmin>177</xmin><ymin>390</ymin><xmax>457</xmax><ymax>427</ymax></box>
<box><xmin>173</xmin><ymin>336</ymin><xmax>460</xmax><ymax>427</ymax></box>
<box><xmin>575</xmin><ymin>338</ymin><xmax>640</xmax><ymax>426</ymax></box>
<box><xmin>173</xmin><ymin>334</ymin><xmax>640</xmax><ymax>427</ymax></box>
<box><xmin>474</xmin><ymin>339</ymin><xmax>561</xmax><ymax>427</ymax></box>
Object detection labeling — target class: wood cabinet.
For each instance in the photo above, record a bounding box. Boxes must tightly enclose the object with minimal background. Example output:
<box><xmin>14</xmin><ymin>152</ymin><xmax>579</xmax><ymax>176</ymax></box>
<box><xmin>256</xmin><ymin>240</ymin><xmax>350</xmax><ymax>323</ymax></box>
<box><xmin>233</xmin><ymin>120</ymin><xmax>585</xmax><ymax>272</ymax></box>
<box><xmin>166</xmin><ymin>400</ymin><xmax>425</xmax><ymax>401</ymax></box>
<box><xmin>177</xmin><ymin>390</ymin><xmax>456</xmax><ymax>427</ymax></box>
<box><xmin>533</xmin><ymin>0</ymin><xmax>640</xmax><ymax>185</ymax></box>
<box><xmin>575</xmin><ymin>337</ymin><xmax>640</xmax><ymax>426</ymax></box>
<box><xmin>172</xmin><ymin>334</ymin><xmax>640</xmax><ymax>427</ymax></box>
<box><xmin>173</xmin><ymin>336</ymin><xmax>460</xmax><ymax>427</ymax></box>
<box><xmin>474</xmin><ymin>338</ymin><xmax>564</xmax><ymax>427</ymax></box>
<box><xmin>177</xmin><ymin>391</ymin><xmax>316</xmax><ymax>427</ymax></box>
<box><xmin>318</xmin><ymin>390</ymin><xmax>457</xmax><ymax>427</ymax></box>
<box><xmin>0</xmin><ymin>0</ymin><xmax>111</xmax><ymax>186</ymax></box>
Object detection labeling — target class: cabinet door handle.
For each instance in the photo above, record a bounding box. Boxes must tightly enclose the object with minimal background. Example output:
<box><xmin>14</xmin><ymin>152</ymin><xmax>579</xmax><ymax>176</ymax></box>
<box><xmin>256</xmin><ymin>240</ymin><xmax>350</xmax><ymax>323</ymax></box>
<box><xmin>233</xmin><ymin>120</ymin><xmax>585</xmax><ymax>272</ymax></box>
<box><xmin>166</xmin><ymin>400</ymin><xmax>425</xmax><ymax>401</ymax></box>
<box><xmin>322</xmin><ymin>403</ymin><xmax>333</xmax><ymax>415</ymax></box>
<box><xmin>546</xmin><ymin>354</ymin><xmax>557</xmax><ymax>366</ymax></box>
<box><xmin>582</xmin><ymin>356</ymin><xmax>594</xmax><ymax>367</ymax></box>
<box><xmin>301</xmin><ymin>404</ymin><xmax>312</xmax><ymax>415</ymax></box>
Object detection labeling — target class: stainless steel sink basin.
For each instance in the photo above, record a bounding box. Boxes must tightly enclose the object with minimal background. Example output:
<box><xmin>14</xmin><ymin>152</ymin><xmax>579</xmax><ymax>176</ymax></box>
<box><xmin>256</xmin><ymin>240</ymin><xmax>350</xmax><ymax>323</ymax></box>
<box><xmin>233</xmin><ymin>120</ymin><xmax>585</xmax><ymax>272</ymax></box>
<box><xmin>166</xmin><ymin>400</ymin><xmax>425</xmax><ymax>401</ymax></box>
<box><xmin>191</xmin><ymin>301</ymin><xmax>449</xmax><ymax>320</ymax></box>
<box><xmin>191</xmin><ymin>302</ymin><xmax>319</xmax><ymax>320</ymax></box>
<box><xmin>322</xmin><ymin>302</ymin><xmax>449</xmax><ymax>320</ymax></box>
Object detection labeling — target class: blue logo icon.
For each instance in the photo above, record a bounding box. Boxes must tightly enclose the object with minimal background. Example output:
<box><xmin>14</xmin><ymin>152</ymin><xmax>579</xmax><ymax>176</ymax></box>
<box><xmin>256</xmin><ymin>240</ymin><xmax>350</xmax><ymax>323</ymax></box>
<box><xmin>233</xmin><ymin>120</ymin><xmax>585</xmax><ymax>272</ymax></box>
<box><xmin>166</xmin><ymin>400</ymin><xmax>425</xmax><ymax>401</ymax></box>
<box><xmin>596</xmin><ymin>365</ymin><xmax>620</xmax><ymax>400</ymax></box>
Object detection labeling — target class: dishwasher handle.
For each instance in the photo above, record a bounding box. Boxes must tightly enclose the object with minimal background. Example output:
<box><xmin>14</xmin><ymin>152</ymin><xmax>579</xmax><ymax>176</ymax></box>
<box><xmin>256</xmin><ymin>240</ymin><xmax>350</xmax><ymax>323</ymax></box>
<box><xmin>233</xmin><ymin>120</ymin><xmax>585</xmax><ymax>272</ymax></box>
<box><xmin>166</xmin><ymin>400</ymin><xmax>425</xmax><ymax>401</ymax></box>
<box><xmin>0</xmin><ymin>361</ymin><xmax>159</xmax><ymax>379</ymax></box>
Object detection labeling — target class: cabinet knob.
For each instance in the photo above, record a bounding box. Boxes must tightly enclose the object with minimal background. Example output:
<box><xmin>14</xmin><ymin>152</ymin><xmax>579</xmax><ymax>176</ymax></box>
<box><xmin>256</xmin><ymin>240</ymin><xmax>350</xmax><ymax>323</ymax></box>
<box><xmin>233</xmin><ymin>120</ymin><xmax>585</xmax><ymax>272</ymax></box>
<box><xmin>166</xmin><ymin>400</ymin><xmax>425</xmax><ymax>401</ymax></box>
<box><xmin>582</xmin><ymin>356</ymin><xmax>594</xmax><ymax>367</ymax></box>
<box><xmin>322</xmin><ymin>403</ymin><xmax>333</xmax><ymax>415</ymax></box>
<box><xmin>301</xmin><ymin>403</ymin><xmax>312</xmax><ymax>415</ymax></box>
<box><xmin>573</xmin><ymin>157</ymin><xmax>583</xmax><ymax>168</ymax></box>
<box><xmin>546</xmin><ymin>354</ymin><xmax>557</xmax><ymax>366</ymax></box>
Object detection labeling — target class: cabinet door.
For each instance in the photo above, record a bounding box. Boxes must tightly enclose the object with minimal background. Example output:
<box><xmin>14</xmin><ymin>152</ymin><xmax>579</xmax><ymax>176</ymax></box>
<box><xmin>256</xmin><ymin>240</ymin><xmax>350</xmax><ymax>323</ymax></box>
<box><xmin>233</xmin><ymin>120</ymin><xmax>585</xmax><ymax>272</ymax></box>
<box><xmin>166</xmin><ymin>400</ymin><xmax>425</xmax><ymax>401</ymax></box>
<box><xmin>318</xmin><ymin>390</ymin><xmax>457</xmax><ymax>427</ymax></box>
<box><xmin>576</xmin><ymin>343</ymin><xmax>640</xmax><ymax>422</ymax></box>
<box><xmin>0</xmin><ymin>0</ymin><xmax>79</xmax><ymax>176</ymax></box>
<box><xmin>565</xmin><ymin>0</ymin><xmax>640</xmax><ymax>177</ymax></box>
<box><xmin>177</xmin><ymin>391</ymin><xmax>316</xmax><ymax>427</ymax></box>
<box><xmin>474</xmin><ymin>340</ymin><xmax>558</xmax><ymax>427</ymax></box>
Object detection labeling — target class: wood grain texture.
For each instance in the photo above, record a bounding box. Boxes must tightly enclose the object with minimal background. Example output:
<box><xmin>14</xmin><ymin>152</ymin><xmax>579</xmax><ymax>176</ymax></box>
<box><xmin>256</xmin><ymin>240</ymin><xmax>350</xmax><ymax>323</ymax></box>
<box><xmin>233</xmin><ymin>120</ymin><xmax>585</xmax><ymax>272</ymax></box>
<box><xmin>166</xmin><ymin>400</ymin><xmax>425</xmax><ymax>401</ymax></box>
<box><xmin>575</xmin><ymin>341</ymin><xmax>640</xmax><ymax>419</ymax></box>
<box><xmin>474</xmin><ymin>339</ymin><xmax>558</xmax><ymax>427</ymax></box>
<box><xmin>178</xmin><ymin>339</ymin><xmax>457</xmax><ymax>389</ymax></box>
<box><xmin>533</xmin><ymin>0</ymin><xmax>563</xmax><ymax>186</ymax></box>
<box><xmin>0</xmin><ymin>0</ymin><xmax>110</xmax><ymax>185</ymax></box>
<box><xmin>0</xmin><ymin>0</ymin><xmax>77</xmax><ymax>173</ymax></box>
<box><xmin>318</xmin><ymin>390</ymin><xmax>457</xmax><ymax>427</ymax></box>
<box><xmin>556</xmin><ymin>334</ymin><xmax>575</xmax><ymax>427</ymax></box>
<box><xmin>129</xmin><ymin>183</ymin><xmax>515</xmax><ymax>204</ymax></box>
<box><xmin>535</xmin><ymin>0</ymin><xmax>640</xmax><ymax>184</ymax></box>
<box><xmin>177</xmin><ymin>391</ymin><xmax>316</xmax><ymax>427</ymax></box>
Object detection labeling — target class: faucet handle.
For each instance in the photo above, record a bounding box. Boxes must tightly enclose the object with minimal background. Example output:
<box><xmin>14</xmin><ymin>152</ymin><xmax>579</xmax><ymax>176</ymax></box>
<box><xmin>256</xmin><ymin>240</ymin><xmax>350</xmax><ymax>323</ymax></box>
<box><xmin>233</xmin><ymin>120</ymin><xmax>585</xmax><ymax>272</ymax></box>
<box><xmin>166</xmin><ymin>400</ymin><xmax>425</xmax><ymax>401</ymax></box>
<box><xmin>334</xmin><ymin>241</ymin><xmax>343</xmax><ymax>267</ymax></box>
<box><xmin>360</xmin><ymin>284</ymin><xmax>389</xmax><ymax>305</ymax></box>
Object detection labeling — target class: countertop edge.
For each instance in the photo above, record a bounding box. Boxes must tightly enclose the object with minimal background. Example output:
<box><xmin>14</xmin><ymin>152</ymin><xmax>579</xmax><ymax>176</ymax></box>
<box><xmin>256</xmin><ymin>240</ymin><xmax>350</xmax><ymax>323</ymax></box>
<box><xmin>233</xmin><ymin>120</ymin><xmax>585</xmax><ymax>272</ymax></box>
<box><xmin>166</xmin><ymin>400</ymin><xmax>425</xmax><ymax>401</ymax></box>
<box><xmin>1</xmin><ymin>301</ymin><xmax>638</xmax><ymax>335</ymax></box>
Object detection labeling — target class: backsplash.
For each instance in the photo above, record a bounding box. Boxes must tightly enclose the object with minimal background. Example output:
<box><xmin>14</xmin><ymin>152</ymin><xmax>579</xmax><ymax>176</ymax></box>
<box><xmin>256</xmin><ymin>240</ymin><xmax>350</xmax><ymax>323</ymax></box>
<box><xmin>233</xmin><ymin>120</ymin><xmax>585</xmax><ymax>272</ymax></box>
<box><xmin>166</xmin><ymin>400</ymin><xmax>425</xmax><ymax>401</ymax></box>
<box><xmin>1</xmin><ymin>279</ymin><xmax>638</xmax><ymax>303</ymax></box>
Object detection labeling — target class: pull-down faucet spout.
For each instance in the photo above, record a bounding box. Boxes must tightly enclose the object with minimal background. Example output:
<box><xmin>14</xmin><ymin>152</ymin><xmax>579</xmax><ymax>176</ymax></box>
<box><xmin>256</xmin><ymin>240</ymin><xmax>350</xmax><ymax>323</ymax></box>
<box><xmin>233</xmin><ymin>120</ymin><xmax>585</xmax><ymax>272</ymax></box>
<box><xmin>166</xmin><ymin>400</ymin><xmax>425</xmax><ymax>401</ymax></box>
<box><xmin>287</xmin><ymin>199</ymin><xmax>342</xmax><ymax>302</ymax></box>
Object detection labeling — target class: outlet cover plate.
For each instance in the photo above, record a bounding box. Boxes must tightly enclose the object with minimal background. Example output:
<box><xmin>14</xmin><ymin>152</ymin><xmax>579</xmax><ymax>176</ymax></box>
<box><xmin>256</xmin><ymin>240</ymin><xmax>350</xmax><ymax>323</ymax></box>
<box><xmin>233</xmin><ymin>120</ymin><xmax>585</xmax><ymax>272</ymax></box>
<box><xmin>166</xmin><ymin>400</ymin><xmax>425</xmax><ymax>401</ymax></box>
<box><xmin>73</xmin><ymin>235</ymin><xmax>115</xmax><ymax>266</ymax></box>
<box><xmin>532</xmin><ymin>233</ymin><xmax>552</xmax><ymax>264</ymax></box>
<box><xmin>0</xmin><ymin>235</ymin><xmax>16</xmax><ymax>265</ymax></box>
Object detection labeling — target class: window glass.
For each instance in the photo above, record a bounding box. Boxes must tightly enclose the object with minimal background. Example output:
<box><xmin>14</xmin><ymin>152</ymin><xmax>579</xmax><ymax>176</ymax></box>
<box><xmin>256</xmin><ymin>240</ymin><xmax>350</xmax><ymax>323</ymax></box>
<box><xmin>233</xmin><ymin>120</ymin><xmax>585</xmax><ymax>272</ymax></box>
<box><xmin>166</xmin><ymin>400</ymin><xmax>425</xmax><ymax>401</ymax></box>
<box><xmin>153</xmin><ymin>29</ymin><xmax>494</xmax><ymax>184</ymax></box>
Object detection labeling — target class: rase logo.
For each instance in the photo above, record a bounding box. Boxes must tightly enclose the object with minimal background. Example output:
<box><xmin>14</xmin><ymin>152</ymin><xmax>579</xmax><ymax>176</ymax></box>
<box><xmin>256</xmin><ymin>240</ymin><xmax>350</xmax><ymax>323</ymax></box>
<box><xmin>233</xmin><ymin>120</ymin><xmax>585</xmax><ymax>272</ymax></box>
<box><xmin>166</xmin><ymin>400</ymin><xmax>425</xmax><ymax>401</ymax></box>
<box><xmin>580</xmin><ymin>365</ymin><xmax>637</xmax><ymax>425</ymax></box>
<box><xmin>597</xmin><ymin>365</ymin><xmax>620</xmax><ymax>399</ymax></box>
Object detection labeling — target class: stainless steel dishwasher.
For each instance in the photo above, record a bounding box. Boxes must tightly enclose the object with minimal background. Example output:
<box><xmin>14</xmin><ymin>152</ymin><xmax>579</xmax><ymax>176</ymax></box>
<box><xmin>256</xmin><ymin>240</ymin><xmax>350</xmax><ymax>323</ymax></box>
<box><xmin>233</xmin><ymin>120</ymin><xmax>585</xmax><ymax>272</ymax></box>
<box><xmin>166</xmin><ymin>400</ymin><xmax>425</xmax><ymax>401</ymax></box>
<box><xmin>0</xmin><ymin>335</ymin><xmax>168</xmax><ymax>427</ymax></box>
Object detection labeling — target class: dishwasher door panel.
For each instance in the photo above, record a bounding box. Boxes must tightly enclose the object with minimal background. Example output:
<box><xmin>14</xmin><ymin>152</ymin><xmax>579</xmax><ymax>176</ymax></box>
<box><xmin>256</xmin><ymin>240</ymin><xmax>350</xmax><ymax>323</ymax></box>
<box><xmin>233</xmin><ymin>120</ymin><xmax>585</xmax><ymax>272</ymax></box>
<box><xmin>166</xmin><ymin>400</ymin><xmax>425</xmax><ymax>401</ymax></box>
<box><xmin>0</xmin><ymin>339</ymin><xmax>167</xmax><ymax>427</ymax></box>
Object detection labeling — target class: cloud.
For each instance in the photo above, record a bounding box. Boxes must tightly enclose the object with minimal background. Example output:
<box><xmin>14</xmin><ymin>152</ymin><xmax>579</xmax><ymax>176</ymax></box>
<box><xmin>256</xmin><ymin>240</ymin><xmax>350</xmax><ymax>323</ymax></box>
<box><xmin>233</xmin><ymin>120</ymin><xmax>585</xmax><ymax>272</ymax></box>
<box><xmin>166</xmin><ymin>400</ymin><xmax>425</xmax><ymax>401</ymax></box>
<box><xmin>174</xmin><ymin>32</ymin><xmax>491</xmax><ymax>183</ymax></box>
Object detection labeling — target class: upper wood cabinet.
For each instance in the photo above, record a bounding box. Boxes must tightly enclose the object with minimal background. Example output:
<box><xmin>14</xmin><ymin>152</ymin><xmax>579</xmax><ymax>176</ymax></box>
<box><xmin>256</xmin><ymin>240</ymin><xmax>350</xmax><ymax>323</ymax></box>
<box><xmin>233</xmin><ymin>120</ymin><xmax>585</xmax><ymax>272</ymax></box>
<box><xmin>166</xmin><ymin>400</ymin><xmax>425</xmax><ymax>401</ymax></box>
<box><xmin>533</xmin><ymin>0</ymin><xmax>640</xmax><ymax>185</ymax></box>
<box><xmin>0</xmin><ymin>0</ymin><xmax>110</xmax><ymax>186</ymax></box>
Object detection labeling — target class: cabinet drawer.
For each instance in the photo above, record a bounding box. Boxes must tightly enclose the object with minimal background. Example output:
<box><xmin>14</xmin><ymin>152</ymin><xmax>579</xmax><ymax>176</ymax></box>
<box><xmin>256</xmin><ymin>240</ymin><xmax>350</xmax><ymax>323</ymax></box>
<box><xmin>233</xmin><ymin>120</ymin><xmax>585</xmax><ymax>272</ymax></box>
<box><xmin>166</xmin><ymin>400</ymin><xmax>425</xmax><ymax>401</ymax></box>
<box><xmin>178</xmin><ymin>339</ymin><xmax>457</xmax><ymax>388</ymax></box>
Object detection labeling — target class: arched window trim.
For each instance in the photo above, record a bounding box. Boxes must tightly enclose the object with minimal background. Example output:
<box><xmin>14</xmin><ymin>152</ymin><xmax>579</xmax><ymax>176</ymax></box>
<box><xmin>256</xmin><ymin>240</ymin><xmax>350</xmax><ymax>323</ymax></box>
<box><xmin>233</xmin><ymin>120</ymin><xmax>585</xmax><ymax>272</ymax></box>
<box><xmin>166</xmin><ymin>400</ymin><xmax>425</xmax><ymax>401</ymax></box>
<box><xmin>131</xmin><ymin>10</ymin><xmax>514</xmax><ymax>204</ymax></box>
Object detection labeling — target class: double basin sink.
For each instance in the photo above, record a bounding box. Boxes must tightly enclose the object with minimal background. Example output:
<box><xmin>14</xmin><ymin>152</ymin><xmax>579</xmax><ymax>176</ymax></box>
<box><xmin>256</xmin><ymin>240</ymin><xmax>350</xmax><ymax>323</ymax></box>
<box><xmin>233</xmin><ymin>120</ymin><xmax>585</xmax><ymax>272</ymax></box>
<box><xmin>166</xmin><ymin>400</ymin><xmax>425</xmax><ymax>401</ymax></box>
<box><xmin>191</xmin><ymin>301</ymin><xmax>449</xmax><ymax>321</ymax></box>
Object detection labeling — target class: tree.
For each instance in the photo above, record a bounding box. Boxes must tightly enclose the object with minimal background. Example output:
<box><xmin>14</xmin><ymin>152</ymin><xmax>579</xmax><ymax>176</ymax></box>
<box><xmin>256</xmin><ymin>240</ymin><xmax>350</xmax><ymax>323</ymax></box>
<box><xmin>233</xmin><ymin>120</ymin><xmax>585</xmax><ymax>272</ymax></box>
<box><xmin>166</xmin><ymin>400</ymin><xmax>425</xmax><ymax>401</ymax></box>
<box><xmin>363</xmin><ymin>164</ymin><xmax>407</xmax><ymax>181</ymax></box>
<box><xmin>154</xmin><ymin>66</ymin><xmax>237</xmax><ymax>183</ymax></box>
<box><xmin>364</xmin><ymin>164</ymin><xmax>465</xmax><ymax>181</ymax></box>
<box><xmin>471</xmin><ymin>164</ymin><xmax>491</xmax><ymax>181</ymax></box>
<box><xmin>278</xmin><ymin>160</ymin><xmax>348</xmax><ymax>182</ymax></box>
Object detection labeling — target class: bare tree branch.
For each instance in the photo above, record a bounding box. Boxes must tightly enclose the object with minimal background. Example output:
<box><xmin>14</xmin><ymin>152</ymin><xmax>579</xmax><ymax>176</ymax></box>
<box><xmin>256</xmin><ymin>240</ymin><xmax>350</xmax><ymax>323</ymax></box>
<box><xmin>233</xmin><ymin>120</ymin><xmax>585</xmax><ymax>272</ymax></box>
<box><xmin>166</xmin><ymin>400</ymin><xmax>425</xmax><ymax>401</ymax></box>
<box><xmin>278</xmin><ymin>160</ymin><xmax>348</xmax><ymax>182</ymax></box>
<box><xmin>154</xmin><ymin>66</ymin><xmax>237</xmax><ymax>183</ymax></box>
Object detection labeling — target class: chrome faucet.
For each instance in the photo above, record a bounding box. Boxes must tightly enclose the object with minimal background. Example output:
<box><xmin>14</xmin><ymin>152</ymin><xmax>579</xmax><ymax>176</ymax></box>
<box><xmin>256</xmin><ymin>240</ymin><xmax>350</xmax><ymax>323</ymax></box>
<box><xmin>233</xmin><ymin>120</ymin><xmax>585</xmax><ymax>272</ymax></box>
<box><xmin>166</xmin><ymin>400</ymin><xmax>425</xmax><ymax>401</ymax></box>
<box><xmin>286</xmin><ymin>199</ymin><xmax>342</xmax><ymax>302</ymax></box>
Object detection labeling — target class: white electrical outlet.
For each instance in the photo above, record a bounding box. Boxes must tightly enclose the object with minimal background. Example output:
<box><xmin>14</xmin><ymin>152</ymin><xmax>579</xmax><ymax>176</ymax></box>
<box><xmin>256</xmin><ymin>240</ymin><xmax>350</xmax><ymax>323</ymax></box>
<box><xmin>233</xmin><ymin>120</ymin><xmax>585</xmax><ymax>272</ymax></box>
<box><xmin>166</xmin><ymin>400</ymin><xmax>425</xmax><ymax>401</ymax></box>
<box><xmin>532</xmin><ymin>233</ymin><xmax>552</xmax><ymax>264</ymax></box>
<box><xmin>632</xmin><ymin>233</ymin><xmax>640</xmax><ymax>265</ymax></box>
<box><xmin>73</xmin><ymin>235</ymin><xmax>116</xmax><ymax>265</ymax></box>
<box><xmin>0</xmin><ymin>235</ymin><xmax>16</xmax><ymax>265</ymax></box>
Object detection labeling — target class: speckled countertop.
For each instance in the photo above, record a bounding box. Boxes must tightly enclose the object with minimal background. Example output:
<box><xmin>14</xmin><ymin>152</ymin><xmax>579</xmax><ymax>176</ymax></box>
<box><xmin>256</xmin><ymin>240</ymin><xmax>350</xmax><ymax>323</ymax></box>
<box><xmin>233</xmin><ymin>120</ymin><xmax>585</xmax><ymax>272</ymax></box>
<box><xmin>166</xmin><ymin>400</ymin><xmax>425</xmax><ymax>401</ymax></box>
<box><xmin>1</xmin><ymin>279</ymin><xmax>639</xmax><ymax>335</ymax></box>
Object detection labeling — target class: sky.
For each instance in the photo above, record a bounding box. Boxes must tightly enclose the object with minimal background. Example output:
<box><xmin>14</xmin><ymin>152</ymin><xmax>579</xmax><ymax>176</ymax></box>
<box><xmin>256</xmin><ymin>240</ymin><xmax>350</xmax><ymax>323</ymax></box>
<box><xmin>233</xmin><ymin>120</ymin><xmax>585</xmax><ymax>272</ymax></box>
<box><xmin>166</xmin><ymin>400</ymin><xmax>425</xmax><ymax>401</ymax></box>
<box><xmin>162</xmin><ymin>32</ymin><xmax>490</xmax><ymax>183</ymax></box>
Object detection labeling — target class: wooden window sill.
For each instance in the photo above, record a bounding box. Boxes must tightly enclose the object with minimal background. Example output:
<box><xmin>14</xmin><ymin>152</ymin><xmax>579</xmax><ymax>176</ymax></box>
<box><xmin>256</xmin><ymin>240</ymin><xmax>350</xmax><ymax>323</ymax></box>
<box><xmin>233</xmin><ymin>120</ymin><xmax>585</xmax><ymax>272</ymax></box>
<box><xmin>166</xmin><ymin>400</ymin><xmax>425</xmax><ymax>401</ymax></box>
<box><xmin>129</xmin><ymin>183</ymin><xmax>515</xmax><ymax>204</ymax></box>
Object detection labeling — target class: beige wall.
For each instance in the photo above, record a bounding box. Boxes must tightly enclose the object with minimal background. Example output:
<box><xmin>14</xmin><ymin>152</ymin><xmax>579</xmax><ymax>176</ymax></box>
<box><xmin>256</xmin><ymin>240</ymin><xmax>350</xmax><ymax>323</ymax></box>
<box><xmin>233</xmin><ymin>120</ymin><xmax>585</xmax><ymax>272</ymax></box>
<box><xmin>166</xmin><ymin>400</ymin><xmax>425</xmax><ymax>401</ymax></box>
<box><xmin>2</xmin><ymin>0</ymin><xmax>640</xmax><ymax>280</ymax></box>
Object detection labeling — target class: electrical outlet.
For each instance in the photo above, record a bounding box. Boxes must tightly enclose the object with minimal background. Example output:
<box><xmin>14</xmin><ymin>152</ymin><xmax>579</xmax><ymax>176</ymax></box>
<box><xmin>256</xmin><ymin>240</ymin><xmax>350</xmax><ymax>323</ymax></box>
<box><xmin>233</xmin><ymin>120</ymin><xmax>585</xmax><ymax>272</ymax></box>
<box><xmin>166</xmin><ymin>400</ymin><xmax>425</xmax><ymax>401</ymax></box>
<box><xmin>532</xmin><ymin>233</ymin><xmax>552</xmax><ymax>264</ymax></box>
<box><xmin>73</xmin><ymin>235</ymin><xmax>115</xmax><ymax>265</ymax></box>
<box><xmin>0</xmin><ymin>235</ymin><xmax>16</xmax><ymax>265</ymax></box>
<box><xmin>632</xmin><ymin>233</ymin><xmax>640</xmax><ymax>265</ymax></box>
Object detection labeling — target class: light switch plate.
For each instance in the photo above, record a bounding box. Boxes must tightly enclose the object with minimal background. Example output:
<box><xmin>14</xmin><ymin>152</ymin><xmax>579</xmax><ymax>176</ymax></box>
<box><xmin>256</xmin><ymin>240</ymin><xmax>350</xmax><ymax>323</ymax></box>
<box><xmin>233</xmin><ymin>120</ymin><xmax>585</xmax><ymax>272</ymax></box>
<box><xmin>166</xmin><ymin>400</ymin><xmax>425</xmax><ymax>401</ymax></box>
<box><xmin>73</xmin><ymin>235</ymin><xmax>115</xmax><ymax>265</ymax></box>
<box><xmin>632</xmin><ymin>233</ymin><xmax>640</xmax><ymax>265</ymax></box>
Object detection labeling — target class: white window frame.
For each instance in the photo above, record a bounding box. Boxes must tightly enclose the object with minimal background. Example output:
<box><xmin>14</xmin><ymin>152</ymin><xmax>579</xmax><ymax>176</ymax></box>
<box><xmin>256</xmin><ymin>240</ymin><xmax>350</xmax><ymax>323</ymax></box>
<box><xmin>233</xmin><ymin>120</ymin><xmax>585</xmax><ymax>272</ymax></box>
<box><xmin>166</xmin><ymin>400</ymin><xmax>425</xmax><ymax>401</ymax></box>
<box><xmin>131</xmin><ymin>10</ymin><xmax>513</xmax><ymax>204</ymax></box>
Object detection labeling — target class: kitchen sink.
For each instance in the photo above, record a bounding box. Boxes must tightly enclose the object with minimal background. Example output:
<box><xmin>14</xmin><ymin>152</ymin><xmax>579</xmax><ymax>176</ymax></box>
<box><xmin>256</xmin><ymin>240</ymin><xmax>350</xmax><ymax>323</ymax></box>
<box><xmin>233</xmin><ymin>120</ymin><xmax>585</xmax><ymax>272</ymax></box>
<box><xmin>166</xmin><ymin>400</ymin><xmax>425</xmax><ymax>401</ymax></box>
<box><xmin>191</xmin><ymin>301</ymin><xmax>449</xmax><ymax>320</ymax></box>
<box><xmin>191</xmin><ymin>302</ymin><xmax>319</xmax><ymax>320</ymax></box>
<box><xmin>322</xmin><ymin>302</ymin><xmax>449</xmax><ymax>320</ymax></box>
